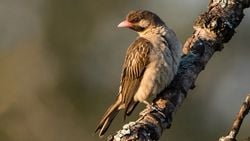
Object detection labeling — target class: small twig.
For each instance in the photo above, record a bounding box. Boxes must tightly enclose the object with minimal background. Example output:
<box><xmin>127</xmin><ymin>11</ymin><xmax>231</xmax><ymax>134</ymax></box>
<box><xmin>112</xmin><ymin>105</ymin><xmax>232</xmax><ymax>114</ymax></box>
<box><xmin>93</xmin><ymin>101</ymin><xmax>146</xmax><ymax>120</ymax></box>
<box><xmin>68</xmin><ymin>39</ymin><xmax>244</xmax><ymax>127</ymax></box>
<box><xmin>219</xmin><ymin>94</ymin><xmax>250</xmax><ymax>141</ymax></box>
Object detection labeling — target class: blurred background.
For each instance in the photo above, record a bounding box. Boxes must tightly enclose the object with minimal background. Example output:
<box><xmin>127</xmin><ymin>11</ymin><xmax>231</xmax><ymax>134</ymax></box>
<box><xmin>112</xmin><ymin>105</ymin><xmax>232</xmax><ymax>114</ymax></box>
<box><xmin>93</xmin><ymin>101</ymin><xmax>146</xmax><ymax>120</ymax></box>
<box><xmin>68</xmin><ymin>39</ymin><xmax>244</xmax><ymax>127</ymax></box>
<box><xmin>0</xmin><ymin>0</ymin><xmax>249</xmax><ymax>141</ymax></box>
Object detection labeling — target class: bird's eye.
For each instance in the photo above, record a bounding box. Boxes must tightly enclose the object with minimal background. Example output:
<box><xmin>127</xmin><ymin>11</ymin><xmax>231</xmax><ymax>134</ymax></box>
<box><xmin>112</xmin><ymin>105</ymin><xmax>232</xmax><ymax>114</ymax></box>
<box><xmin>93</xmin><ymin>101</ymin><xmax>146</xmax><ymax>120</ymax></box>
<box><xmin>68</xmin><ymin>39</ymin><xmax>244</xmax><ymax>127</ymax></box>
<box><xmin>131</xmin><ymin>17</ymin><xmax>140</xmax><ymax>23</ymax></box>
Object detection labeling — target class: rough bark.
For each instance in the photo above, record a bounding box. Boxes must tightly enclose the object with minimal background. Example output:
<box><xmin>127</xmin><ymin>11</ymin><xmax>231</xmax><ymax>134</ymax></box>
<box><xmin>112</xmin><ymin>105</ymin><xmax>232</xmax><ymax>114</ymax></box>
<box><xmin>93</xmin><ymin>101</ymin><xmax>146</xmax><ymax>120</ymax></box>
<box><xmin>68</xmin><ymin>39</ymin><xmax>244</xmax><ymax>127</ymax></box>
<box><xmin>107</xmin><ymin>0</ymin><xmax>250</xmax><ymax>140</ymax></box>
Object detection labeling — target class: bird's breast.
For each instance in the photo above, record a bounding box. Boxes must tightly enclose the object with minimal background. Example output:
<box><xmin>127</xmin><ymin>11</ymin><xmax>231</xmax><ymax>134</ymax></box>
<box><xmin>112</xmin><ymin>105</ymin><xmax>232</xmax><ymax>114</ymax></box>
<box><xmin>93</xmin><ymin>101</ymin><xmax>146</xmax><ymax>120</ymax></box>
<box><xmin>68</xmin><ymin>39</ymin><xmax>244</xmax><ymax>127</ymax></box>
<box><xmin>133</xmin><ymin>42</ymin><xmax>175</xmax><ymax>102</ymax></box>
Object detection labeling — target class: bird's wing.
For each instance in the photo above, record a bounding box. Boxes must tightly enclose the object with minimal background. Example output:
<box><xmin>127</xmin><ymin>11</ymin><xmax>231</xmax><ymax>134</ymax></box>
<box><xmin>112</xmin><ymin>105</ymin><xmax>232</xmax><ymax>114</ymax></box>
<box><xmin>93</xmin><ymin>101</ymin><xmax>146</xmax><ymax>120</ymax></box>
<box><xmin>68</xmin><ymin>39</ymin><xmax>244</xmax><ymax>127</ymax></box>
<box><xmin>119</xmin><ymin>37</ymin><xmax>152</xmax><ymax>118</ymax></box>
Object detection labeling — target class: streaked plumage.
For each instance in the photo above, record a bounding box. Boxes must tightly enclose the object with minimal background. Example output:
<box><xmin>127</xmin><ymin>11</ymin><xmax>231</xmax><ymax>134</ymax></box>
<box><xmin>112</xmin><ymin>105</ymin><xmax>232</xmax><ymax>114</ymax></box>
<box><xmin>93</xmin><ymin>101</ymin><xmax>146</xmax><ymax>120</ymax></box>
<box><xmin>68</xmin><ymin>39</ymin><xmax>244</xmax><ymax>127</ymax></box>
<box><xmin>95</xmin><ymin>10</ymin><xmax>182</xmax><ymax>136</ymax></box>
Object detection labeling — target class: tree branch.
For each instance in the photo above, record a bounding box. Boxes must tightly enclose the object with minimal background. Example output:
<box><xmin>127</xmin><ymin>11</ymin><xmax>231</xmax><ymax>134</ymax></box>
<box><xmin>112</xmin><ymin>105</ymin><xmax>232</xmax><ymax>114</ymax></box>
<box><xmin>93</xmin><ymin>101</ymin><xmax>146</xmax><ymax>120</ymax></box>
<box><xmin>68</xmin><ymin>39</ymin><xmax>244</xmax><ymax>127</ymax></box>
<box><xmin>219</xmin><ymin>94</ymin><xmax>250</xmax><ymax>141</ymax></box>
<box><xmin>107</xmin><ymin>0</ymin><xmax>250</xmax><ymax>140</ymax></box>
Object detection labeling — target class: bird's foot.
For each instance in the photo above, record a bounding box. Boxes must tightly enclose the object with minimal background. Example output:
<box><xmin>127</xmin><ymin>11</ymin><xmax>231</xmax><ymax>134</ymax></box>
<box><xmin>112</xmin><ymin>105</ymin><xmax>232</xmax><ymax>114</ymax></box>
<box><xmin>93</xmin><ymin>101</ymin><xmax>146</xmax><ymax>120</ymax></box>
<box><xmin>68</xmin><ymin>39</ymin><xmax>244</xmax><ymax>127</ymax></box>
<box><xmin>138</xmin><ymin>101</ymin><xmax>166</xmax><ymax>119</ymax></box>
<box><xmin>147</xmin><ymin>104</ymin><xmax>166</xmax><ymax>118</ymax></box>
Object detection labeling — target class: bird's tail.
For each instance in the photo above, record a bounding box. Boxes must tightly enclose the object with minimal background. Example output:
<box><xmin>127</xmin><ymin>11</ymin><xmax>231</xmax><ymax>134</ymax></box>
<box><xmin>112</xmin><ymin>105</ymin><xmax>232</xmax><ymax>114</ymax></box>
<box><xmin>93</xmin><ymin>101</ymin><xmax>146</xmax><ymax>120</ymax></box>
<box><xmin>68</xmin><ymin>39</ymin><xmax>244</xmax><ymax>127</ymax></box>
<box><xmin>95</xmin><ymin>100</ymin><xmax>121</xmax><ymax>136</ymax></box>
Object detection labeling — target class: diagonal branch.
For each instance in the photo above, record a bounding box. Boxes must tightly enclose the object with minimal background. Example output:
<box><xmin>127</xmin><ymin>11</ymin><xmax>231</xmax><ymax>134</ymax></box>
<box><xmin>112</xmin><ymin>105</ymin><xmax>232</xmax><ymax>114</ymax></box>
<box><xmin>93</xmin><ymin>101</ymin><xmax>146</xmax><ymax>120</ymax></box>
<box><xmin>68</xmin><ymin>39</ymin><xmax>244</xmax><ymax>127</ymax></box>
<box><xmin>219</xmin><ymin>94</ymin><xmax>250</xmax><ymax>141</ymax></box>
<box><xmin>107</xmin><ymin>0</ymin><xmax>250</xmax><ymax>140</ymax></box>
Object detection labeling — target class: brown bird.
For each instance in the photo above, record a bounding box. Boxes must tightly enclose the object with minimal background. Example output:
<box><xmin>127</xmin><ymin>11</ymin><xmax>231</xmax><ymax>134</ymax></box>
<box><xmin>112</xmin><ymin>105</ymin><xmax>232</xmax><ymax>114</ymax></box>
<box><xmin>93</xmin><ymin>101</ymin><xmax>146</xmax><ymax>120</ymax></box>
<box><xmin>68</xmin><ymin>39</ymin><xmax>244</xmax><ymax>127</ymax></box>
<box><xmin>95</xmin><ymin>10</ymin><xmax>182</xmax><ymax>136</ymax></box>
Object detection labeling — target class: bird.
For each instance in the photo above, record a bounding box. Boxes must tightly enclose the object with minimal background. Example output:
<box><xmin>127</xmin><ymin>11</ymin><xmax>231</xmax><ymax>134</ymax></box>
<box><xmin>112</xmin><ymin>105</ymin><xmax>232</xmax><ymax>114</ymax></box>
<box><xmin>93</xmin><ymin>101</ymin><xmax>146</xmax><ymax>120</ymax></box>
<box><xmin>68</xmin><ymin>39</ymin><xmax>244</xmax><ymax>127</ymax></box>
<box><xmin>95</xmin><ymin>10</ymin><xmax>182</xmax><ymax>136</ymax></box>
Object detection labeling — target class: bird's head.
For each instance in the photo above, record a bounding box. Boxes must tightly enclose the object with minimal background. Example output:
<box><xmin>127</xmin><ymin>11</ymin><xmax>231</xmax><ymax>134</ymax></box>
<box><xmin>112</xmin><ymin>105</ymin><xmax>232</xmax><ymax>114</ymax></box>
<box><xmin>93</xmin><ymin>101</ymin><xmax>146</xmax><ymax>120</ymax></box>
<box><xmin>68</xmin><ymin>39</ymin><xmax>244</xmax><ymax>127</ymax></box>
<box><xmin>118</xmin><ymin>10</ymin><xmax>165</xmax><ymax>33</ymax></box>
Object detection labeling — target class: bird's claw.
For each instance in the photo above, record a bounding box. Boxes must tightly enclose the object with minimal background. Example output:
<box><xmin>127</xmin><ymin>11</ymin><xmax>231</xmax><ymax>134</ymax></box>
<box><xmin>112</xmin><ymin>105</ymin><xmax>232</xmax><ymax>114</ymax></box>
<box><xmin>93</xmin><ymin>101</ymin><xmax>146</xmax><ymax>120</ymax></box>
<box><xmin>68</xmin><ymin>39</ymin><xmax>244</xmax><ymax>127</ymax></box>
<box><xmin>149</xmin><ymin>104</ymin><xmax>166</xmax><ymax>118</ymax></box>
<box><xmin>139</xmin><ymin>104</ymin><xmax>166</xmax><ymax>119</ymax></box>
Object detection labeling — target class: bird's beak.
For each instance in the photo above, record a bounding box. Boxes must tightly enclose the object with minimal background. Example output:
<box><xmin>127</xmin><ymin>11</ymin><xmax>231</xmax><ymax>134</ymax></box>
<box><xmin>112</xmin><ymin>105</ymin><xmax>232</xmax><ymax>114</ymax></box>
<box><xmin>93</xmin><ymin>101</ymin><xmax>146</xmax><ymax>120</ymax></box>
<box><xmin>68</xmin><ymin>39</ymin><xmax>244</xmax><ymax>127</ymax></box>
<box><xmin>117</xmin><ymin>20</ymin><xmax>133</xmax><ymax>28</ymax></box>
